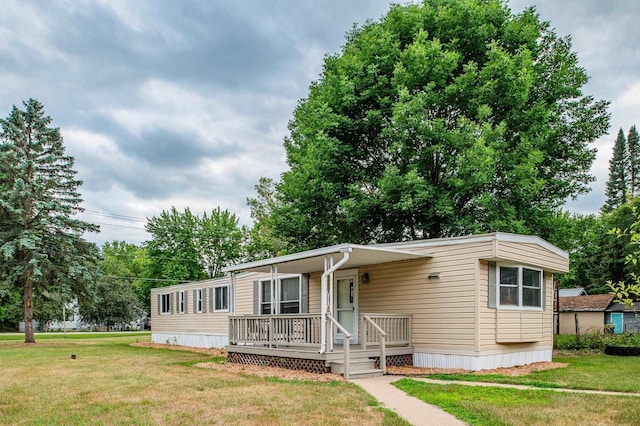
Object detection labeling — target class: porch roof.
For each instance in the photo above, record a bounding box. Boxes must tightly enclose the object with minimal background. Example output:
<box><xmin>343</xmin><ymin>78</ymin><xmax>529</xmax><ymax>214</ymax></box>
<box><xmin>222</xmin><ymin>243</ymin><xmax>431</xmax><ymax>274</ymax></box>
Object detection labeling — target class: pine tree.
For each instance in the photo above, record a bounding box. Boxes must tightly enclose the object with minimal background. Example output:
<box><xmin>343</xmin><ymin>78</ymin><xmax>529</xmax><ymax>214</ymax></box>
<box><xmin>627</xmin><ymin>125</ymin><xmax>640</xmax><ymax>197</ymax></box>
<box><xmin>603</xmin><ymin>128</ymin><xmax>628</xmax><ymax>212</ymax></box>
<box><xmin>0</xmin><ymin>99</ymin><xmax>99</xmax><ymax>343</ymax></box>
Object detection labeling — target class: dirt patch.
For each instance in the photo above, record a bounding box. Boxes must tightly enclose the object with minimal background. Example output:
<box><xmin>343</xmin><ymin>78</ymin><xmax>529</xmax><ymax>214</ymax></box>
<box><xmin>387</xmin><ymin>361</ymin><xmax>568</xmax><ymax>377</ymax></box>
<box><xmin>130</xmin><ymin>342</ymin><xmax>228</xmax><ymax>357</ymax></box>
<box><xmin>196</xmin><ymin>362</ymin><xmax>345</xmax><ymax>382</ymax></box>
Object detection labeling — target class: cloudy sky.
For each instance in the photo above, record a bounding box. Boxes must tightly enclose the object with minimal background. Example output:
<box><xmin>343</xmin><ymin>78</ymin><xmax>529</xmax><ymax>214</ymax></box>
<box><xmin>1</xmin><ymin>0</ymin><xmax>638</xmax><ymax>246</ymax></box>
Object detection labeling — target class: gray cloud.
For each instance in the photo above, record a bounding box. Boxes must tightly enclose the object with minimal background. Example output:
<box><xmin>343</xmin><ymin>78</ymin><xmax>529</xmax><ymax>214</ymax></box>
<box><xmin>0</xmin><ymin>0</ymin><xmax>637</xmax><ymax>244</ymax></box>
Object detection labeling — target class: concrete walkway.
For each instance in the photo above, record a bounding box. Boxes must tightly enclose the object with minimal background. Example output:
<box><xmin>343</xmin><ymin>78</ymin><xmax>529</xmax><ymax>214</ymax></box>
<box><xmin>352</xmin><ymin>375</ymin><xmax>640</xmax><ymax>426</ymax></box>
<box><xmin>351</xmin><ymin>375</ymin><xmax>467</xmax><ymax>426</ymax></box>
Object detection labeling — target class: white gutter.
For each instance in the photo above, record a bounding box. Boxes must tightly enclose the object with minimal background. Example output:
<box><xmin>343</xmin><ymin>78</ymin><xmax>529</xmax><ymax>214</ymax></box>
<box><xmin>320</xmin><ymin>249</ymin><xmax>351</xmax><ymax>354</ymax></box>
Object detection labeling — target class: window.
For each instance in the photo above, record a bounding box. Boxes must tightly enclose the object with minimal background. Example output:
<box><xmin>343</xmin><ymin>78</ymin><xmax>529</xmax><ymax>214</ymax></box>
<box><xmin>214</xmin><ymin>285</ymin><xmax>229</xmax><ymax>311</ymax></box>
<box><xmin>178</xmin><ymin>291</ymin><xmax>186</xmax><ymax>313</ymax></box>
<box><xmin>161</xmin><ymin>294</ymin><xmax>171</xmax><ymax>314</ymax></box>
<box><xmin>260</xmin><ymin>276</ymin><xmax>301</xmax><ymax>314</ymax></box>
<box><xmin>498</xmin><ymin>265</ymin><xmax>542</xmax><ymax>308</ymax></box>
<box><xmin>195</xmin><ymin>288</ymin><xmax>203</xmax><ymax>313</ymax></box>
<box><xmin>260</xmin><ymin>280</ymin><xmax>272</xmax><ymax>314</ymax></box>
<box><xmin>280</xmin><ymin>277</ymin><xmax>300</xmax><ymax>313</ymax></box>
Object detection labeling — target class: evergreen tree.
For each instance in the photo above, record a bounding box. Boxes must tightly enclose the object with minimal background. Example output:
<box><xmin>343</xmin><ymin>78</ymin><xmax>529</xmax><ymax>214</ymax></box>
<box><xmin>0</xmin><ymin>99</ymin><xmax>99</xmax><ymax>343</ymax></box>
<box><xmin>603</xmin><ymin>129</ymin><xmax>628</xmax><ymax>212</ymax></box>
<box><xmin>627</xmin><ymin>125</ymin><xmax>640</xmax><ymax>197</ymax></box>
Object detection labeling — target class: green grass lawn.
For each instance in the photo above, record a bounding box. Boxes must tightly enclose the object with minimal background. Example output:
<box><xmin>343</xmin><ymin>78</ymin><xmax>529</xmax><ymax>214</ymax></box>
<box><xmin>0</xmin><ymin>333</ymin><xmax>406</xmax><ymax>425</ymax></box>
<box><xmin>424</xmin><ymin>353</ymin><xmax>640</xmax><ymax>393</ymax></box>
<box><xmin>394</xmin><ymin>378</ymin><xmax>640</xmax><ymax>426</ymax></box>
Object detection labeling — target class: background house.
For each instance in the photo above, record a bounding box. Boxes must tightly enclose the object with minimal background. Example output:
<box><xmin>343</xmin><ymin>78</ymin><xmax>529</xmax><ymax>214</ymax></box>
<box><xmin>558</xmin><ymin>294</ymin><xmax>614</xmax><ymax>335</ymax></box>
<box><xmin>606</xmin><ymin>302</ymin><xmax>640</xmax><ymax>333</ymax></box>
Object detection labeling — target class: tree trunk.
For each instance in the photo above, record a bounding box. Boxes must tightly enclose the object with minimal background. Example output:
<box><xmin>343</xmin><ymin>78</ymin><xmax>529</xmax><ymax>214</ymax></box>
<box><xmin>23</xmin><ymin>278</ymin><xmax>35</xmax><ymax>343</ymax></box>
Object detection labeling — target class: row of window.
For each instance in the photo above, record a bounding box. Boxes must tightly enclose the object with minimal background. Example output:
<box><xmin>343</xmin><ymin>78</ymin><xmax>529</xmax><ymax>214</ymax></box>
<box><xmin>159</xmin><ymin>285</ymin><xmax>229</xmax><ymax>315</ymax></box>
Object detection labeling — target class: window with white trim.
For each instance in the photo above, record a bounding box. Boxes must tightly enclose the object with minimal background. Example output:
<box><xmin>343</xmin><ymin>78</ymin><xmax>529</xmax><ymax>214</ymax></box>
<box><xmin>178</xmin><ymin>291</ymin><xmax>186</xmax><ymax>313</ymax></box>
<box><xmin>160</xmin><ymin>294</ymin><xmax>171</xmax><ymax>314</ymax></box>
<box><xmin>196</xmin><ymin>288</ymin><xmax>203</xmax><ymax>313</ymax></box>
<box><xmin>214</xmin><ymin>285</ymin><xmax>229</xmax><ymax>312</ymax></box>
<box><xmin>498</xmin><ymin>265</ymin><xmax>542</xmax><ymax>308</ymax></box>
<box><xmin>260</xmin><ymin>276</ymin><xmax>301</xmax><ymax>314</ymax></box>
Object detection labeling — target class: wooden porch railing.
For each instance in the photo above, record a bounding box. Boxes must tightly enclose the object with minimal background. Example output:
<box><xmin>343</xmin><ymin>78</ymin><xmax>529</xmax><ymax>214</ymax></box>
<box><xmin>228</xmin><ymin>314</ymin><xmax>322</xmax><ymax>347</ymax></box>
<box><xmin>327</xmin><ymin>313</ymin><xmax>351</xmax><ymax>380</ymax></box>
<box><xmin>361</xmin><ymin>313</ymin><xmax>412</xmax><ymax>349</ymax></box>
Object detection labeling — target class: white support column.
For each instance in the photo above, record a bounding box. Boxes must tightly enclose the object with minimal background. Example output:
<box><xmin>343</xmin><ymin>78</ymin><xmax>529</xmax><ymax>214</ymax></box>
<box><xmin>321</xmin><ymin>257</ymin><xmax>328</xmax><ymax>353</ymax></box>
<box><xmin>319</xmin><ymin>250</ymin><xmax>351</xmax><ymax>354</ymax></box>
<box><xmin>270</xmin><ymin>266</ymin><xmax>275</xmax><ymax>315</ymax></box>
<box><xmin>230</xmin><ymin>272</ymin><xmax>236</xmax><ymax>313</ymax></box>
<box><xmin>274</xmin><ymin>265</ymin><xmax>279</xmax><ymax>314</ymax></box>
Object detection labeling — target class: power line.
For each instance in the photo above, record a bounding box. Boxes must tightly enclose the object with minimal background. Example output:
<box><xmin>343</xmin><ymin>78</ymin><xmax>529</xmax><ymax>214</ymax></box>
<box><xmin>104</xmin><ymin>275</ymin><xmax>195</xmax><ymax>283</ymax></box>
<box><xmin>82</xmin><ymin>210</ymin><xmax>148</xmax><ymax>223</ymax></box>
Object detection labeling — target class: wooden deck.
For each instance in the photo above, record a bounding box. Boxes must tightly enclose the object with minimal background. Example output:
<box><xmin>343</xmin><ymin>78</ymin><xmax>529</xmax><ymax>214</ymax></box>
<box><xmin>226</xmin><ymin>313</ymin><xmax>414</xmax><ymax>377</ymax></box>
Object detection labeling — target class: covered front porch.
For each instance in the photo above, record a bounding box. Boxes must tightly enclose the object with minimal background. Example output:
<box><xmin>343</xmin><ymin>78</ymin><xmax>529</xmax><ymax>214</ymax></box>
<box><xmin>222</xmin><ymin>244</ymin><xmax>430</xmax><ymax>378</ymax></box>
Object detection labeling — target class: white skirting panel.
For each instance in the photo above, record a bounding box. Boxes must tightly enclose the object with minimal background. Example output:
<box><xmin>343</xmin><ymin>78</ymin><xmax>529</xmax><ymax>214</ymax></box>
<box><xmin>151</xmin><ymin>332</ymin><xmax>228</xmax><ymax>349</ymax></box>
<box><xmin>413</xmin><ymin>349</ymin><xmax>552</xmax><ymax>371</ymax></box>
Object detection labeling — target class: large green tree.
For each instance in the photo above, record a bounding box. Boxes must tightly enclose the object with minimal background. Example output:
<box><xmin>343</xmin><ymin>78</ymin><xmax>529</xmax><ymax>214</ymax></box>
<box><xmin>272</xmin><ymin>0</ymin><xmax>609</xmax><ymax>250</ymax></box>
<box><xmin>145</xmin><ymin>207</ymin><xmax>245</xmax><ymax>284</ymax></box>
<box><xmin>78</xmin><ymin>240</ymin><xmax>148</xmax><ymax>322</ymax></box>
<box><xmin>245</xmin><ymin>177</ymin><xmax>285</xmax><ymax>260</ymax></box>
<box><xmin>0</xmin><ymin>99</ymin><xmax>99</xmax><ymax>343</ymax></box>
<box><xmin>603</xmin><ymin>129</ymin><xmax>629</xmax><ymax>212</ymax></box>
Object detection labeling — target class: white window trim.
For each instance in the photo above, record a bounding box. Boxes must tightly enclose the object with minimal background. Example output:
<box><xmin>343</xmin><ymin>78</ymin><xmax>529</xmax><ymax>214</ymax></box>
<box><xmin>259</xmin><ymin>274</ymin><xmax>302</xmax><ymax>315</ymax></box>
<box><xmin>196</xmin><ymin>288</ymin><xmax>203</xmax><ymax>313</ymax></box>
<box><xmin>497</xmin><ymin>264</ymin><xmax>543</xmax><ymax>310</ymax></box>
<box><xmin>160</xmin><ymin>293</ymin><xmax>171</xmax><ymax>315</ymax></box>
<box><xmin>178</xmin><ymin>291</ymin><xmax>185</xmax><ymax>314</ymax></box>
<box><xmin>213</xmin><ymin>284</ymin><xmax>230</xmax><ymax>312</ymax></box>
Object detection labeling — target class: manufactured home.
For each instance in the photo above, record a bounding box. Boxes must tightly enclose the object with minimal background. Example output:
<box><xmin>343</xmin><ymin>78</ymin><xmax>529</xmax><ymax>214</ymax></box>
<box><xmin>151</xmin><ymin>233</ymin><xmax>568</xmax><ymax>377</ymax></box>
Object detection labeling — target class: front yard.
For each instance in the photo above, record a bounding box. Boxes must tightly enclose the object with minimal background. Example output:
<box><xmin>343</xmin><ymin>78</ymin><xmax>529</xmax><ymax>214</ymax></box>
<box><xmin>0</xmin><ymin>333</ymin><xmax>404</xmax><ymax>425</ymax></box>
<box><xmin>1</xmin><ymin>333</ymin><xmax>639</xmax><ymax>425</ymax></box>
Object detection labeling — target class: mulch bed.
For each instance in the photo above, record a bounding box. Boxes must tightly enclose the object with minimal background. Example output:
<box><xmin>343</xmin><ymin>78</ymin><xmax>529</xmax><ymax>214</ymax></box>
<box><xmin>131</xmin><ymin>342</ymin><xmax>567</xmax><ymax>379</ymax></box>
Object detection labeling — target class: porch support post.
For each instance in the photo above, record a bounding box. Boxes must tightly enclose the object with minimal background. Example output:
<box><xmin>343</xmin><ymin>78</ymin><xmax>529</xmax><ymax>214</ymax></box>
<box><xmin>270</xmin><ymin>266</ymin><xmax>275</xmax><ymax>315</ymax></box>
<box><xmin>319</xmin><ymin>249</ymin><xmax>351</xmax><ymax>354</ymax></box>
<box><xmin>321</xmin><ymin>257</ymin><xmax>328</xmax><ymax>353</ymax></box>
<box><xmin>230</xmin><ymin>272</ymin><xmax>236</xmax><ymax>313</ymax></box>
<box><xmin>274</xmin><ymin>265</ymin><xmax>279</xmax><ymax>314</ymax></box>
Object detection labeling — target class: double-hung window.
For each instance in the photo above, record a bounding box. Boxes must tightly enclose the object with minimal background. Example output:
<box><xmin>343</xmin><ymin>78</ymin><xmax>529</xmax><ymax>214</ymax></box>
<box><xmin>177</xmin><ymin>291</ymin><xmax>186</xmax><ymax>314</ymax></box>
<box><xmin>160</xmin><ymin>294</ymin><xmax>171</xmax><ymax>314</ymax></box>
<box><xmin>195</xmin><ymin>288</ymin><xmax>203</xmax><ymax>313</ymax></box>
<box><xmin>214</xmin><ymin>285</ymin><xmax>229</xmax><ymax>312</ymax></box>
<box><xmin>260</xmin><ymin>276</ymin><xmax>301</xmax><ymax>314</ymax></box>
<box><xmin>498</xmin><ymin>265</ymin><xmax>542</xmax><ymax>308</ymax></box>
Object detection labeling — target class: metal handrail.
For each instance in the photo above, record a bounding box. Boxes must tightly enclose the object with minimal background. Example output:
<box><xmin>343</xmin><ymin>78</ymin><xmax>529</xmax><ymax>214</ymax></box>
<box><xmin>362</xmin><ymin>314</ymin><xmax>387</xmax><ymax>374</ymax></box>
<box><xmin>326</xmin><ymin>314</ymin><xmax>351</xmax><ymax>379</ymax></box>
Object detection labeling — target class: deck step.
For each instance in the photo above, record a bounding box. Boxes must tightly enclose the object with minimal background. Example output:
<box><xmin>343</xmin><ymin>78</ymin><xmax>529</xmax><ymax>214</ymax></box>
<box><xmin>330</xmin><ymin>358</ymin><xmax>377</xmax><ymax>375</ymax></box>
<box><xmin>345</xmin><ymin>368</ymin><xmax>384</xmax><ymax>379</ymax></box>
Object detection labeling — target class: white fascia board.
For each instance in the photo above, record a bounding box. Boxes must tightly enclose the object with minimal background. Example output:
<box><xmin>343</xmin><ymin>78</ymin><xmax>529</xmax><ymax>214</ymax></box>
<box><xmin>381</xmin><ymin>232</ymin><xmax>568</xmax><ymax>260</ymax></box>
<box><xmin>222</xmin><ymin>243</ymin><xmax>355</xmax><ymax>273</ymax></box>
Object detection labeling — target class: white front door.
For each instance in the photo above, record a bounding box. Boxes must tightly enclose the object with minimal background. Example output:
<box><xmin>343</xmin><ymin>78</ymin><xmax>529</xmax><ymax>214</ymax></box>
<box><xmin>334</xmin><ymin>272</ymin><xmax>358</xmax><ymax>344</ymax></box>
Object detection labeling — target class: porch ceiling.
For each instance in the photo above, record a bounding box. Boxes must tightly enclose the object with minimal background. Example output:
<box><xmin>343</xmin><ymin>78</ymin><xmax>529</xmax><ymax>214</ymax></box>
<box><xmin>222</xmin><ymin>243</ymin><xmax>431</xmax><ymax>274</ymax></box>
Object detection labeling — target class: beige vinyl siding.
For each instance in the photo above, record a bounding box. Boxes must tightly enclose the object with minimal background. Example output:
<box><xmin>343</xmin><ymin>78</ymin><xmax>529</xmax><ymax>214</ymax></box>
<box><xmin>359</xmin><ymin>242</ymin><xmax>488</xmax><ymax>353</ymax></box>
<box><xmin>497</xmin><ymin>241</ymin><xmax>568</xmax><ymax>273</ymax></box>
<box><xmin>309</xmin><ymin>272</ymin><xmax>322</xmax><ymax>313</ymax></box>
<box><xmin>152</xmin><ymin>274</ymin><xmax>253</xmax><ymax>335</ymax></box>
<box><xmin>233</xmin><ymin>273</ymin><xmax>258</xmax><ymax>315</ymax></box>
